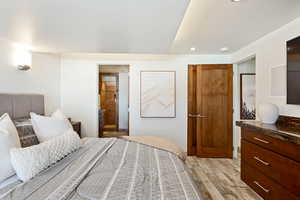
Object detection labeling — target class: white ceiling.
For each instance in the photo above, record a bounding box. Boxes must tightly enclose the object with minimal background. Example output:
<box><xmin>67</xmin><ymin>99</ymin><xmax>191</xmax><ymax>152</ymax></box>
<box><xmin>172</xmin><ymin>0</ymin><xmax>300</xmax><ymax>54</ymax></box>
<box><xmin>1</xmin><ymin>0</ymin><xmax>300</xmax><ymax>54</ymax></box>
<box><xmin>0</xmin><ymin>0</ymin><xmax>189</xmax><ymax>53</ymax></box>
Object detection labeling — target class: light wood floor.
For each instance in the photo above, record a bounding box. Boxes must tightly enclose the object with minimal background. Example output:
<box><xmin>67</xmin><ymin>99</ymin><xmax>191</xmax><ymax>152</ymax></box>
<box><xmin>102</xmin><ymin>131</ymin><xmax>128</xmax><ymax>138</ymax></box>
<box><xmin>186</xmin><ymin>156</ymin><xmax>263</xmax><ymax>200</ymax></box>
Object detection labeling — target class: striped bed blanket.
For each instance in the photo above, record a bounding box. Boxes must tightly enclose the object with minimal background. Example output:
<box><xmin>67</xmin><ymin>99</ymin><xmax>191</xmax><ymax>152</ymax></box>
<box><xmin>0</xmin><ymin>138</ymin><xmax>202</xmax><ymax>200</ymax></box>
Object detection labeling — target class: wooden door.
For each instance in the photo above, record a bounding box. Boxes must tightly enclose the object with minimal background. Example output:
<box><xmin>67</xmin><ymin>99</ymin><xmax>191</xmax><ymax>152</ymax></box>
<box><xmin>100</xmin><ymin>73</ymin><xmax>119</xmax><ymax>131</ymax></box>
<box><xmin>188</xmin><ymin>64</ymin><xmax>233</xmax><ymax>158</ymax></box>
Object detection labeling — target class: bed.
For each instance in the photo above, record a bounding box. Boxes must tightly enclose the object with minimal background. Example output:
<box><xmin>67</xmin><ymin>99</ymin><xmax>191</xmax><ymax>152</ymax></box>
<box><xmin>0</xmin><ymin>94</ymin><xmax>202</xmax><ymax>200</ymax></box>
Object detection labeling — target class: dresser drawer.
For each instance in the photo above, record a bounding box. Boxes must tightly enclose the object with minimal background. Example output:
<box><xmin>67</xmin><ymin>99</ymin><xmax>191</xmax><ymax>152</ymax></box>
<box><xmin>242</xmin><ymin>163</ymin><xmax>299</xmax><ymax>200</ymax></box>
<box><xmin>241</xmin><ymin>128</ymin><xmax>300</xmax><ymax>162</ymax></box>
<box><xmin>242</xmin><ymin>139</ymin><xmax>300</xmax><ymax>196</ymax></box>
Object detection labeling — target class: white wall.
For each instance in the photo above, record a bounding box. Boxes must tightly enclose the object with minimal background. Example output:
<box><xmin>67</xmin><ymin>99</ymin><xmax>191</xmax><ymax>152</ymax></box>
<box><xmin>61</xmin><ymin>54</ymin><xmax>231</xmax><ymax>150</ymax></box>
<box><xmin>0</xmin><ymin>39</ymin><xmax>61</xmax><ymax>115</ymax></box>
<box><xmin>232</xmin><ymin>17</ymin><xmax>300</xmax><ymax>117</ymax></box>
<box><xmin>118</xmin><ymin>72</ymin><xmax>129</xmax><ymax>130</ymax></box>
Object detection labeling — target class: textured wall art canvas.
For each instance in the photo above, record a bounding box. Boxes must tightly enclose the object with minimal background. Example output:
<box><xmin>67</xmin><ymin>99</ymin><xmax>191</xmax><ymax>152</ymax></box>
<box><xmin>140</xmin><ymin>71</ymin><xmax>176</xmax><ymax>118</ymax></box>
<box><xmin>240</xmin><ymin>73</ymin><xmax>256</xmax><ymax>120</ymax></box>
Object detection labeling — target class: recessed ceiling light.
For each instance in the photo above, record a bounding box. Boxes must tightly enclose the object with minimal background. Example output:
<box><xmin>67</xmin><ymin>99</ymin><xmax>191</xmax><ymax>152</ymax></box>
<box><xmin>220</xmin><ymin>47</ymin><xmax>229</xmax><ymax>52</ymax></box>
<box><xmin>190</xmin><ymin>47</ymin><xmax>196</xmax><ymax>51</ymax></box>
<box><xmin>231</xmin><ymin>0</ymin><xmax>241</xmax><ymax>2</ymax></box>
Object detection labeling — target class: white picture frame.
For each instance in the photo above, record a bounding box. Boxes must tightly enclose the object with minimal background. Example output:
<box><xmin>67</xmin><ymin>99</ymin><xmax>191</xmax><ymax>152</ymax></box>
<box><xmin>140</xmin><ymin>71</ymin><xmax>176</xmax><ymax>118</ymax></box>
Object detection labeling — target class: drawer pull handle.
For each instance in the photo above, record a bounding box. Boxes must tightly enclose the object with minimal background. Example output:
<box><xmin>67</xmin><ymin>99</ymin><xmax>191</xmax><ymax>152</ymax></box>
<box><xmin>254</xmin><ymin>156</ymin><xmax>270</xmax><ymax>166</ymax></box>
<box><xmin>254</xmin><ymin>137</ymin><xmax>270</xmax><ymax>144</ymax></box>
<box><xmin>253</xmin><ymin>181</ymin><xmax>270</xmax><ymax>193</ymax></box>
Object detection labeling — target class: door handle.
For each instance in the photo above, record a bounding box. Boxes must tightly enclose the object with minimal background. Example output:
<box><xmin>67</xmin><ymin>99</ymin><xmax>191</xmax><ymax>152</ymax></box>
<box><xmin>188</xmin><ymin>114</ymin><xmax>208</xmax><ymax>118</ymax></box>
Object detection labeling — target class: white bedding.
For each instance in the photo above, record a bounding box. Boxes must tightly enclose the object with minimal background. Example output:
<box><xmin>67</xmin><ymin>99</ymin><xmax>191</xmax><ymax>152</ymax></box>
<box><xmin>0</xmin><ymin>138</ymin><xmax>202</xmax><ymax>200</ymax></box>
<box><xmin>10</xmin><ymin>129</ymin><xmax>81</xmax><ymax>182</ymax></box>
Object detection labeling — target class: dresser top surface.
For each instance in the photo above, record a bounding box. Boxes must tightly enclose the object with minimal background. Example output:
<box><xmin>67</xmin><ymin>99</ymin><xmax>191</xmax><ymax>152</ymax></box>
<box><xmin>236</xmin><ymin>120</ymin><xmax>300</xmax><ymax>145</ymax></box>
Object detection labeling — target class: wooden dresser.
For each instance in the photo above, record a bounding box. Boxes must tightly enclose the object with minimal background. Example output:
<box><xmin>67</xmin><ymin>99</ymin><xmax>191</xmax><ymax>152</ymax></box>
<box><xmin>237</xmin><ymin>117</ymin><xmax>300</xmax><ymax>200</ymax></box>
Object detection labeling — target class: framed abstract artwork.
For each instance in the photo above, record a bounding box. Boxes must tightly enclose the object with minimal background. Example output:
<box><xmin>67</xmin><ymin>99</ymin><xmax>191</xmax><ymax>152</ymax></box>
<box><xmin>240</xmin><ymin>73</ymin><xmax>256</xmax><ymax>120</ymax></box>
<box><xmin>140</xmin><ymin>71</ymin><xmax>176</xmax><ymax>118</ymax></box>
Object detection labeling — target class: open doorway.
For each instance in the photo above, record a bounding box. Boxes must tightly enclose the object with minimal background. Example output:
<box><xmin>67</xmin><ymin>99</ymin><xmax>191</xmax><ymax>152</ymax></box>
<box><xmin>234</xmin><ymin>57</ymin><xmax>256</xmax><ymax>155</ymax></box>
<box><xmin>98</xmin><ymin>65</ymin><xmax>129</xmax><ymax>138</ymax></box>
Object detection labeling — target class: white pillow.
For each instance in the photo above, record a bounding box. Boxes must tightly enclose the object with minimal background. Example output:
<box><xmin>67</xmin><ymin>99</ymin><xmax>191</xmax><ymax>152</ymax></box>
<box><xmin>30</xmin><ymin>112</ymin><xmax>73</xmax><ymax>142</ymax></box>
<box><xmin>0</xmin><ymin>113</ymin><xmax>21</xmax><ymax>182</ymax></box>
<box><xmin>51</xmin><ymin>109</ymin><xmax>73</xmax><ymax>129</ymax></box>
<box><xmin>10</xmin><ymin>129</ymin><xmax>81</xmax><ymax>182</ymax></box>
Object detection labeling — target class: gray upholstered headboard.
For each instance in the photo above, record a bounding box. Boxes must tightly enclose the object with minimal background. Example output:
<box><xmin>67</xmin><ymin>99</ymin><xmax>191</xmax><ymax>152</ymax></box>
<box><xmin>0</xmin><ymin>94</ymin><xmax>44</xmax><ymax>119</ymax></box>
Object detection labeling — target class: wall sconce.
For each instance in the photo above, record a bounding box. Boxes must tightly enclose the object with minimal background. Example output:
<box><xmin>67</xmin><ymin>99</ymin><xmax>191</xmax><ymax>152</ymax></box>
<box><xmin>18</xmin><ymin>65</ymin><xmax>31</xmax><ymax>71</ymax></box>
<box><xmin>14</xmin><ymin>44</ymin><xmax>32</xmax><ymax>71</ymax></box>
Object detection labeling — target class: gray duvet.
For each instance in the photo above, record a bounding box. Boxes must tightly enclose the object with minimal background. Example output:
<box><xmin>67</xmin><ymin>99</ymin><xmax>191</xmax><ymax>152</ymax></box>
<box><xmin>0</xmin><ymin>138</ymin><xmax>202</xmax><ymax>200</ymax></box>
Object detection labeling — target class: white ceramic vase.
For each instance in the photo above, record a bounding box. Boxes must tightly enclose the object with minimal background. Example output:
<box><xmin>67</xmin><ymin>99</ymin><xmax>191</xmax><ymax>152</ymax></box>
<box><xmin>258</xmin><ymin>103</ymin><xmax>279</xmax><ymax>124</ymax></box>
